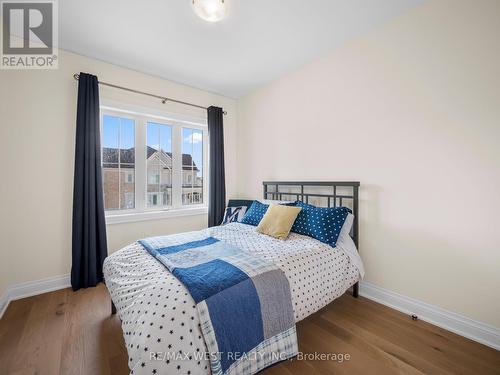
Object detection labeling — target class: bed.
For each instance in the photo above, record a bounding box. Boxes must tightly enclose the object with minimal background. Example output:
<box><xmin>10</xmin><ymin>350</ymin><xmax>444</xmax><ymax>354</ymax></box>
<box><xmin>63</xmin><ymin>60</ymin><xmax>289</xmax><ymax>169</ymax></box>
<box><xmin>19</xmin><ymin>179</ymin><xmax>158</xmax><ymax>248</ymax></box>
<box><xmin>103</xmin><ymin>181</ymin><xmax>363</xmax><ymax>375</ymax></box>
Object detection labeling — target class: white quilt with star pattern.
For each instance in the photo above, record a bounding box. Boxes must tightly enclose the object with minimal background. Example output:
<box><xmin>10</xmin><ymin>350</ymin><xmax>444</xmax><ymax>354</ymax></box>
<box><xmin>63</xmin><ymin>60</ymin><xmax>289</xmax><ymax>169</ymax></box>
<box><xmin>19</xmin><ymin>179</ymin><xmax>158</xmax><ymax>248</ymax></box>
<box><xmin>103</xmin><ymin>222</ymin><xmax>362</xmax><ymax>375</ymax></box>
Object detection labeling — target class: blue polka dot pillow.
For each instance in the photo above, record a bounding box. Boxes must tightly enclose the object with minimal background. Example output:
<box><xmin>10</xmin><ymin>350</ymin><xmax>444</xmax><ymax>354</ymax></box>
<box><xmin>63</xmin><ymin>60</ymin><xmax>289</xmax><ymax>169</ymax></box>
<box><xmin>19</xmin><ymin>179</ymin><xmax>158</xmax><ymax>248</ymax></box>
<box><xmin>240</xmin><ymin>200</ymin><xmax>270</xmax><ymax>226</ymax></box>
<box><xmin>291</xmin><ymin>201</ymin><xmax>351</xmax><ymax>247</ymax></box>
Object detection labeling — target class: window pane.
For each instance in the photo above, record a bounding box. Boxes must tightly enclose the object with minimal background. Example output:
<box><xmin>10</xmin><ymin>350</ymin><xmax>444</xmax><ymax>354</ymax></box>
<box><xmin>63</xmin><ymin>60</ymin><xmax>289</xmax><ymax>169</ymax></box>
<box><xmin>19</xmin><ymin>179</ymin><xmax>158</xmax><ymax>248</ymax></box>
<box><xmin>102</xmin><ymin>115</ymin><xmax>119</xmax><ymax>164</ymax></box>
<box><xmin>103</xmin><ymin>169</ymin><xmax>119</xmax><ymax>210</ymax></box>
<box><xmin>160</xmin><ymin>126</ymin><xmax>172</xmax><ymax>206</ymax></box>
<box><xmin>147</xmin><ymin>122</ymin><xmax>172</xmax><ymax>208</ymax></box>
<box><xmin>102</xmin><ymin>115</ymin><xmax>135</xmax><ymax>210</ymax></box>
<box><xmin>120</xmin><ymin>118</ymin><xmax>135</xmax><ymax>209</ymax></box>
<box><xmin>120</xmin><ymin>169</ymin><xmax>135</xmax><ymax>209</ymax></box>
<box><xmin>192</xmin><ymin>130</ymin><xmax>203</xmax><ymax>203</ymax></box>
<box><xmin>182</xmin><ymin>128</ymin><xmax>203</xmax><ymax>205</ymax></box>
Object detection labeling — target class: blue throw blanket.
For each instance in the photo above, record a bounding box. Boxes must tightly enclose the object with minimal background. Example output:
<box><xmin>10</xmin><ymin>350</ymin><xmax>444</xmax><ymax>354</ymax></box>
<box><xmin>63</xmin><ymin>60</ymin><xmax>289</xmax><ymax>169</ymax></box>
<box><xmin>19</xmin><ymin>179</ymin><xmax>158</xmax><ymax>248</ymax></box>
<box><xmin>139</xmin><ymin>235</ymin><xmax>298</xmax><ymax>375</ymax></box>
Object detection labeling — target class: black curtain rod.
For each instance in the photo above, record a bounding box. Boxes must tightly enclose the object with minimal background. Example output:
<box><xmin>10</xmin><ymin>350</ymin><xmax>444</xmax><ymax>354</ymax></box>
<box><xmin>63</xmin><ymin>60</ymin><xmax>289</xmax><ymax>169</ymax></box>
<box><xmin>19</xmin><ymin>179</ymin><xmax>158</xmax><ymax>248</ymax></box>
<box><xmin>73</xmin><ymin>73</ymin><xmax>227</xmax><ymax>115</ymax></box>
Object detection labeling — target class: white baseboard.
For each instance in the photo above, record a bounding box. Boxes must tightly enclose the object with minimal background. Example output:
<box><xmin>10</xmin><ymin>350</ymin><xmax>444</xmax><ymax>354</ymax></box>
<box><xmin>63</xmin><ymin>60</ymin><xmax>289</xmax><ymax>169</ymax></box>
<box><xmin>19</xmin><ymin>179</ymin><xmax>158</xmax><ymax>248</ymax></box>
<box><xmin>0</xmin><ymin>274</ymin><xmax>71</xmax><ymax>319</ymax></box>
<box><xmin>359</xmin><ymin>281</ymin><xmax>500</xmax><ymax>351</ymax></box>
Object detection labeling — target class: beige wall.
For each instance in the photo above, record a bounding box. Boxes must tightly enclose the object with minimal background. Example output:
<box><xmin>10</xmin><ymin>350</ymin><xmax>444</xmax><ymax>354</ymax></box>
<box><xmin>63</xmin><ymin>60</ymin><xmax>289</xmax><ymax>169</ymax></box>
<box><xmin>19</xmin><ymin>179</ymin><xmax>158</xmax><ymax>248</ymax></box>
<box><xmin>236</xmin><ymin>0</ymin><xmax>500</xmax><ymax>328</ymax></box>
<box><xmin>0</xmin><ymin>49</ymin><xmax>237</xmax><ymax>296</ymax></box>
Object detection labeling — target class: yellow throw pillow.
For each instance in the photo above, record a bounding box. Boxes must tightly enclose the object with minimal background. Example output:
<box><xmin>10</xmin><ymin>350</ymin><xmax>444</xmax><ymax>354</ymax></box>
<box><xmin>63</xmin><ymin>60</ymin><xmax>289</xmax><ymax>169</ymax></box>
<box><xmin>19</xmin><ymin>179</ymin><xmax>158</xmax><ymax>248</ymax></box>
<box><xmin>256</xmin><ymin>204</ymin><xmax>302</xmax><ymax>240</ymax></box>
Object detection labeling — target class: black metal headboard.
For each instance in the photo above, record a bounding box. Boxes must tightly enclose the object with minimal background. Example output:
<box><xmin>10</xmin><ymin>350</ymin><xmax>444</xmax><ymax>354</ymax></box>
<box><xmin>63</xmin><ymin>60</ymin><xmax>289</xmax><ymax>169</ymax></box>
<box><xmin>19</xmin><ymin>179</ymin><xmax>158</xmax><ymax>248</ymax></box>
<box><xmin>262</xmin><ymin>181</ymin><xmax>361</xmax><ymax>297</ymax></box>
<box><xmin>263</xmin><ymin>181</ymin><xmax>359</xmax><ymax>244</ymax></box>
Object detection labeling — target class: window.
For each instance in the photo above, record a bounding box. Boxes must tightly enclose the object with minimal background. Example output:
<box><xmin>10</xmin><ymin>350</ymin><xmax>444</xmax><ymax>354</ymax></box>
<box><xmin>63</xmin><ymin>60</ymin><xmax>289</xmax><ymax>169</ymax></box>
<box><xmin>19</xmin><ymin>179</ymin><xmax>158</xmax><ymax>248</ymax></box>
<box><xmin>182</xmin><ymin>128</ymin><xmax>204</xmax><ymax>205</ymax></box>
<box><xmin>102</xmin><ymin>114</ymin><xmax>135</xmax><ymax>210</ymax></box>
<box><xmin>147</xmin><ymin>122</ymin><xmax>172</xmax><ymax>208</ymax></box>
<box><xmin>100</xmin><ymin>107</ymin><xmax>207</xmax><ymax>221</ymax></box>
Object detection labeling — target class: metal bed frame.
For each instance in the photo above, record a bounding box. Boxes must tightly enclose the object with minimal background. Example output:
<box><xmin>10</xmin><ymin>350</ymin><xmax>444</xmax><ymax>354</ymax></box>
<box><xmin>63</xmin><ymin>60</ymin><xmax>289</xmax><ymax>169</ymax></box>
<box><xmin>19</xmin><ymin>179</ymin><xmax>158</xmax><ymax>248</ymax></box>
<box><xmin>263</xmin><ymin>181</ymin><xmax>360</xmax><ymax>298</ymax></box>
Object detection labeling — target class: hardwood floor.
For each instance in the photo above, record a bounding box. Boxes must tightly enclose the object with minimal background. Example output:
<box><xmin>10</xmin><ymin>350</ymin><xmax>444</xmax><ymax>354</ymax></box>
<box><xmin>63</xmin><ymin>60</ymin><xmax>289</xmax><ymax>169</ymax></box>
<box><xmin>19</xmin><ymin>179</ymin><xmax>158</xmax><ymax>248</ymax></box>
<box><xmin>0</xmin><ymin>284</ymin><xmax>498</xmax><ymax>375</ymax></box>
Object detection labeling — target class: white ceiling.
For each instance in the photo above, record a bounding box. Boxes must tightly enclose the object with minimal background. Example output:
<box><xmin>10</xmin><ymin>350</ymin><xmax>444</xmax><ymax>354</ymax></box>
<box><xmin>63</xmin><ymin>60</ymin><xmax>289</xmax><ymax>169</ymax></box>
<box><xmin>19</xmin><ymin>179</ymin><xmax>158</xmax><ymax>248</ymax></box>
<box><xmin>60</xmin><ymin>0</ymin><xmax>424</xmax><ymax>98</ymax></box>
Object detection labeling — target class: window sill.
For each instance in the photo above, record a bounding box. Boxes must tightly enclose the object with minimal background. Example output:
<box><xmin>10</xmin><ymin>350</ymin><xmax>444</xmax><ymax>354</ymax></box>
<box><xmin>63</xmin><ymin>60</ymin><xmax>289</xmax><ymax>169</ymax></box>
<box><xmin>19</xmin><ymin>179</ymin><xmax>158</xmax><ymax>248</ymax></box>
<box><xmin>105</xmin><ymin>206</ymin><xmax>208</xmax><ymax>225</ymax></box>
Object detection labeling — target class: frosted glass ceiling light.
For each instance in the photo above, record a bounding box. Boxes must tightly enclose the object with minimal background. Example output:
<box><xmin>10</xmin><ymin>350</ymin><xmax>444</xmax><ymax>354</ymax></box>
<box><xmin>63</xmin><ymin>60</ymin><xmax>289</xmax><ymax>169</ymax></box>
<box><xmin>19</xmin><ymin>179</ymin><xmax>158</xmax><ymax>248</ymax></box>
<box><xmin>192</xmin><ymin>0</ymin><xmax>227</xmax><ymax>22</ymax></box>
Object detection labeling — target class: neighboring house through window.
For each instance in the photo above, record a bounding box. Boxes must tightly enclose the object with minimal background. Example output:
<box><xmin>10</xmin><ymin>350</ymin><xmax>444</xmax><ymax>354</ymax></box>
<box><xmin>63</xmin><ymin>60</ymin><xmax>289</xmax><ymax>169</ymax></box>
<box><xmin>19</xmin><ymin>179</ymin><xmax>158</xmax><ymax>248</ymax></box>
<box><xmin>101</xmin><ymin>106</ymin><xmax>207</xmax><ymax>220</ymax></box>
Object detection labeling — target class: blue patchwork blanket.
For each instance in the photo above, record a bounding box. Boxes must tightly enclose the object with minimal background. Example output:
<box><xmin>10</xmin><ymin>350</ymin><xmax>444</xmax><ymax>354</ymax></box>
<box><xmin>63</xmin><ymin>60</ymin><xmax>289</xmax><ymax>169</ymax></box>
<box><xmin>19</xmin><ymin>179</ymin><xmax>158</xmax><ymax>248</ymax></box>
<box><xmin>138</xmin><ymin>235</ymin><xmax>298</xmax><ymax>375</ymax></box>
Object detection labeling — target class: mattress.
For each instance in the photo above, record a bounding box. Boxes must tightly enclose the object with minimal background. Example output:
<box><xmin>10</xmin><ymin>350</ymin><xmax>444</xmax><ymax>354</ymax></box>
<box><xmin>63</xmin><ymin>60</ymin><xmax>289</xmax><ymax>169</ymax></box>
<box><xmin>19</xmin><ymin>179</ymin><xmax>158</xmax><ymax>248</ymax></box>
<box><xmin>103</xmin><ymin>222</ymin><xmax>362</xmax><ymax>375</ymax></box>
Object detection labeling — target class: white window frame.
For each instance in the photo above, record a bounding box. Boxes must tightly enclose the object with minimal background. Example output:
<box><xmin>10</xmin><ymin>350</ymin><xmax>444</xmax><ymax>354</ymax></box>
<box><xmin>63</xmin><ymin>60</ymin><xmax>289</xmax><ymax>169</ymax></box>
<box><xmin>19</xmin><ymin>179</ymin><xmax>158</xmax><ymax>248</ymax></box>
<box><xmin>100</xmin><ymin>103</ymin><xmax>208</xmax><ymax>224</ymax></box>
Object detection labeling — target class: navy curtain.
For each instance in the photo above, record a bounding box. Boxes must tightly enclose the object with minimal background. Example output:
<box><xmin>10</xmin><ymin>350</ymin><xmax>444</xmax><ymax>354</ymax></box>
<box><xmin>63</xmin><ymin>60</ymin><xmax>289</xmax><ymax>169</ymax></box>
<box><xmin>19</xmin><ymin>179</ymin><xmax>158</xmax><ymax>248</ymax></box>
<box><xmin>71</xmin><ymin>72</ymin><xmax>108</xmax><ymax>291</ymax></box>
<box><xmin>207</xmin><ymin>106</ymin><xmax>226</xmax><ymax>227</ymax></box>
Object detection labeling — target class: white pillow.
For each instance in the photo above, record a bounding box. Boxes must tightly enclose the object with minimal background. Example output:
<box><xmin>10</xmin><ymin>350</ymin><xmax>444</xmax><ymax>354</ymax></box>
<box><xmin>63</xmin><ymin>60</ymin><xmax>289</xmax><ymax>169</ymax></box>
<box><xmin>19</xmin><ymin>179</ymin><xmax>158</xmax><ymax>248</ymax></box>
<box><xmin>339</xmin><ymin>213</ymin><xmax>354</xmax><ymax>238</ymax></box>
<box><xmin>336</xmin><ymin>213</ymin><xmax>365</xmax><ymax>278</ymax></box>
<box><xmin>260</xmin><ymin>199</ymin><xmax>294</xmax><ymax>205</ymax></box>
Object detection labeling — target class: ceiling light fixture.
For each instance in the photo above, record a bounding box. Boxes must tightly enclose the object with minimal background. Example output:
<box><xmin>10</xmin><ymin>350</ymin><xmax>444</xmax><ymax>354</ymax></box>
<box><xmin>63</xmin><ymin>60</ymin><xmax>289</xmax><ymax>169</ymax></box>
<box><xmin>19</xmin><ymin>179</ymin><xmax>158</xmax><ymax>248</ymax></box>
<box><xmin>192</xmin><ymin>0</ymin><xmax>227</xmax><ymax>23</ymax></box>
